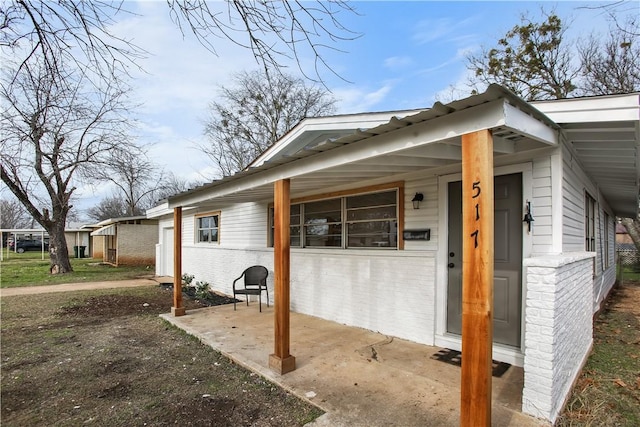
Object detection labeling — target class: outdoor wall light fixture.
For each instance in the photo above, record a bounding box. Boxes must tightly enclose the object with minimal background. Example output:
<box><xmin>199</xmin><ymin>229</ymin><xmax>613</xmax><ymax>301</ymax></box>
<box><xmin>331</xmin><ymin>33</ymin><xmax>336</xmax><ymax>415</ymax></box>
<box><xmin>523</xmin><ymin>200</ymin><xmax>534</xmax><ymax>232</ymax></box>
<box><xmin>412</xmin><ymin>192</ymin><xmax>424</xmax><ymax>210</ymax></box>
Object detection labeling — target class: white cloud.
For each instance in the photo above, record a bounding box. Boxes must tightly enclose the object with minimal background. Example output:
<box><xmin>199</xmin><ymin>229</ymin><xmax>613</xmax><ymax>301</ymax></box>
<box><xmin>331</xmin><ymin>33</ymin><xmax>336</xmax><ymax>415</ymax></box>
<box><xmin>432</xmin><ymin>68</ymin><xmax>478</xmax><ymax>104</ymax></box>
<box><xmin>333</xmin><ymin>82</ymin><xmax>396</xmax><ymax>113</ymax></box>
<box><xmin>103</xmin><ymin>1</ymin><xmax>262</xmax><ymax>184</ymax></box>
<box><xmin>384</xmin><ymin>56</ymin><xmax>413</xmax><ymax>69</ymax></box>
<box><xmin>412</xmin><ymin>16</ymin><xmax>480</xmax><ymax>45</ymax></box>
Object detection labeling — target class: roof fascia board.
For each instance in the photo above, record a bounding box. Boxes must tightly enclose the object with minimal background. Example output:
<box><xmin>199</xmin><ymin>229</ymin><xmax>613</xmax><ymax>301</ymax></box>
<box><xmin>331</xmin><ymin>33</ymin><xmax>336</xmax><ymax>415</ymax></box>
<box><xmin>170</xmin><ymin>99</ymin><xmax>517</xmax><ymax>207</ymax></box>
<box><xmin>503</xmin><ymin>102</ymin><xmax>558</xmax><ymax>145</ymax></box>
<box><xmin>95</xmin><ymin>215</ymin><xmax>148</xmax><ymax>226</ymax></box>
<box><xmin>531</xmin><ymin>93</ymin><xmax>640</xmax><ymax>123</ymax></box>
<box><xmin>145</xmin><ymin>201</ymin><xmax>171</xmax><ymax>218</ymax></box>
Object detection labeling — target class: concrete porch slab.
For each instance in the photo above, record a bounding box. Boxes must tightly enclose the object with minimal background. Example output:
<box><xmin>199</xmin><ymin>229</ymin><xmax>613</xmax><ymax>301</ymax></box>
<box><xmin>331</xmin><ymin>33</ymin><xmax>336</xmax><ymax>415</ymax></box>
<box><xmin>160</xmin><ymin>303</ymin><xmax>547</xmax><ymax>427</ymax></box>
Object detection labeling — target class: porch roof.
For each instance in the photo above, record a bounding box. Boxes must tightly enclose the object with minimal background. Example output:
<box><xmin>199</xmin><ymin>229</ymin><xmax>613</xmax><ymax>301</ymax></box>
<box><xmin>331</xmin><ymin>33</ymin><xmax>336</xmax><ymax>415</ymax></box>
<box><xmin>532</xmin><ymin>93</ymin><xmax>640</xmax><ymax>217</ymax></box>
<box><xmin>167</xmin><ymin>86</ymin><xmax>639</xmax><ymax>218</ymax></box>
<box><xmin>90</xmin><ymin>224</ymin><xmax>115</xmax><ymax>236</ymax></box>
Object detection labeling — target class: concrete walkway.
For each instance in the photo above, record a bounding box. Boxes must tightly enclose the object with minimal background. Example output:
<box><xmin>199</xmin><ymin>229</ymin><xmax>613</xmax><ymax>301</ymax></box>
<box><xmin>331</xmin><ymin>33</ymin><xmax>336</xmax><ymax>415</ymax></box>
<box><xmin>0</xmin><ymin>278</ymin><xmax>158</xmax><ymax>297</ymax></box>
<box><xmin>161</xmin><ymin>303</ymin><xmax>548</xmax><ymax>427</ymax></box>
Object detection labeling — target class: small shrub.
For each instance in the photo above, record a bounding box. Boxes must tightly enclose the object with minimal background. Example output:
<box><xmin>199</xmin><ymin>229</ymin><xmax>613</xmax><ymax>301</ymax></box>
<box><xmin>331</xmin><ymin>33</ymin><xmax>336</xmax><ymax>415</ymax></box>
<box><xmin>194</xmin><ymin>281</ymin><xmax>210</xmax><ymax>300</ymax></box>
<box><xmin>181</xmin><ymin>273</ymin><xmax>195</xmax><ymax>291</ymax></box>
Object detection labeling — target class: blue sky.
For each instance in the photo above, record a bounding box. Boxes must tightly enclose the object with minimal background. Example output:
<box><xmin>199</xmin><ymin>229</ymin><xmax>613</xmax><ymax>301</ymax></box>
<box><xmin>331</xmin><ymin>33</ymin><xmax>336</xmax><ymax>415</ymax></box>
<box><xmin>73</xmin><ymin>0</ymin><xmax>638</xmax><ymax>215</ymax></box>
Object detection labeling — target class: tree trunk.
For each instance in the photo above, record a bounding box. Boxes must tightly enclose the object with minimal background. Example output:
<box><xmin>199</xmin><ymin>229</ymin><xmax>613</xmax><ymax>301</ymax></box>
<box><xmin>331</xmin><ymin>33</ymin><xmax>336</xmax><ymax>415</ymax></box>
<box><xmin>620</xmin><ymin>218</ymin><xmax>640</xmax><ymax>252</ymax></box>
<box><xmin>47</xmin><ymin>221</ymin><xmax>73</xmax><ymax>274</ymax></box>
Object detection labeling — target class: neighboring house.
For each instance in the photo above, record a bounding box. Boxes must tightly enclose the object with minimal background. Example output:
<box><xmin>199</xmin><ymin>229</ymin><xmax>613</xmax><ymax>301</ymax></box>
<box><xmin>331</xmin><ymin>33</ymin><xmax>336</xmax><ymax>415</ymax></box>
<box><xmin>1</xmin><ymin>228</ymin><xmax>91</xmax><ymax>257</ymax></box>
<box><xmin>615</xmin><ymin>223</ymin><xmax>639</xmax><ymax>269</ymax></box>
<box><xmin>147</xmin><ymin>86</ymin><xmax>639</xmax><ymax>424</ymax></box>
<box><xmin>616</xmin><ymin>222</ymin><xmax>634</xmax><ymax>246</ymax></box>
<box><xmin>90</xmin><ymin>216</ymin><xmax>158</xmax><ymax>266</ymax></box>
<box><xmin>65</xmin><ymin>227</ymin><xmax>92</xmax><ymax>257</ymax></box>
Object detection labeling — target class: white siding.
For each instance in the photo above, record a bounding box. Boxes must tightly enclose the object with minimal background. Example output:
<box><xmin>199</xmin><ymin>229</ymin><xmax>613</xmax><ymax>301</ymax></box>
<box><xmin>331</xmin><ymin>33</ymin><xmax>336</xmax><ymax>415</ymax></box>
<box><xmin>404</xmin><ymin>176</ymin><xmax>439</xmax><ymax>252</ymax></box>
<box><xmin>156</xmin><ymin>217</ymin><xmax>174</xmax><ymax>276</ymax></box>
<box><xmin>182</xmin><ymin>203</ymin><xmax>268</xmax><ymax>248</ymax></box>
<box><xmin>531</xmin><ymin>155</ymin><xmax>554</xmax><ymax>255</ymax></box>
<box><xmin>562</xmin><ymin>142</ymin><xmax>592</xmax><ymax>252</ymax></box>
<box><xmin>560</xmin><ymin>141</ymin><xmax>617</xmax><ymax>311</ymax></box>
<box><xmin>181</xmin><ymin>246</ymin><xmax>272</xmax><ymax>296</ymax></box>
<box><xmin>220</xmin><ymin>203</ymin><xmax>268</xmax><ymax>247</ymax></box>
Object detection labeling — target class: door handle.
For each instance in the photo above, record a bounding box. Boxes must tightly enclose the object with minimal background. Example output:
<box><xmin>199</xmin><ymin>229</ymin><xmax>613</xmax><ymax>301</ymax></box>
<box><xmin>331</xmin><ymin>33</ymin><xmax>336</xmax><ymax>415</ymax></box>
<box><xmin>448</xmin><ymin>263</ymin><xmax>455</xmax><ymax>268</ymax></box>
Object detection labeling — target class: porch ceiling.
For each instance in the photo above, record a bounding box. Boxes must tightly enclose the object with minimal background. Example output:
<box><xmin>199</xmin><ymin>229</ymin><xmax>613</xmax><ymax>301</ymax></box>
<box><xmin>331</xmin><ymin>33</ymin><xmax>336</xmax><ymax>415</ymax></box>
<box><xmin>168</xmin><ymin>86</ymin><xmax>558</xmax><ymax>208</ymax></box>
<box><xmin>563</xmin><ymin>120</ymin><xmax>640</xmax><ymax>218</ymax></box>
<box><xmin>167</xmin><ymin>88</ymin><xmax>639</xmax><ymax>217</ymax></box>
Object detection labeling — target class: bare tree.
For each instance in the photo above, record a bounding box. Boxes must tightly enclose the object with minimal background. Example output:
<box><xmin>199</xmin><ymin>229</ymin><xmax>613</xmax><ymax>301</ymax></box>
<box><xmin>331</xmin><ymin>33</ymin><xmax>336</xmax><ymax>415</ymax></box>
<box><xmin>151</xmin><ymin>172</ymin><xmax>202</xmax><ymax>201</ymax></box>
<box><xmin>2</xmin><ymin>1</ymin><xmax>356</xmax><ymax>86</ymax></box>
<box><xmin>579</xmin><ymin>21</ymin><xmax>640</xmax><ymax>95</ymax></box>
<box><xmin>0</xmin><ymin>197</ymin><xmax>31</xmax><ymax>229</ymax></box>
<box><xmin>166</xmin><ymin>1</ymin><xmax>358</xmax><ymax>84</ymax></box>
<box><xmin>202</xmin><ymin>70</ymin><xmax>337</xmax><ymax>177</ymax></box>
<box><xmin>85</xmin><ymin>194</ymin><xmax>129</xmax><ymax>222</ymax></box>
<box><xmin>0</xmin><ymin>1</ymin><xmax>143</xmax><ymax>91</ymax></box>
<box><xmin>580</xmin><ymin>1</ymin><xmax>639</xmax><ymax>38</ymax></box>
<box><xmin>85</xmin><ymin>171</ymin><xmax>201</xmax><ymax>222</ymax></box>
<box><xmin>467</xmin><ymin>12</ymin><xmax>579</xmax><ymax>101</ymax></box>
<box><xmin>620</xmin><ymin>217</ymin><xmax>640</xmax><ymax>251</ymax></box>
<box><xmin>1</xmin><ymin>0</ymin><xmax>355</xmax><ymax>274</ymax></box>
<box><xmin>0</xmin><ymin>56</ymin><xmax>133</xmax><ymax>274</ymax></box>
<box><xmin>88</xmin><ymin>148</ymin><xmax>165</xmax><ymax>217</ymax></box>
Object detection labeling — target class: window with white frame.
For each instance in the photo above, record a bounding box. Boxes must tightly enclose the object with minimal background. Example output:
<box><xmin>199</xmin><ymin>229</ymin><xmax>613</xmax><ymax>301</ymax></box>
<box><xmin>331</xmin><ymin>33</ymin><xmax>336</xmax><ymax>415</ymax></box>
<box><xmin>196</xmin><ymin>212</ymin><xmax>220</xmax><ymax>243</ymax></box>
<box><xmin>603</xmin><ymin>212</ymin><xmax>610</xmax><ymax>269</ymax></box>
<box><xmin>269</xmin><ymin>188</ymin><xmax>398</xmax><ymax>249</ymax></box>
<box><xmin>585</xmin><ymin>193</ymin><xmax>596</xmax><ymax>252</ymax></box>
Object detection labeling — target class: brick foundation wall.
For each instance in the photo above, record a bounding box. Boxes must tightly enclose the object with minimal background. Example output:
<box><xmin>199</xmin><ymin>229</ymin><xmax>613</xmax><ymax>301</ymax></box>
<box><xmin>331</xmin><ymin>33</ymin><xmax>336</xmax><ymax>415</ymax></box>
<box><xmin>522</xmin><ymin>252</ymin><xmax>595</xmax><ymax>423</ymax></box>
<box><xmin>180</xmin><ymin>246</ymin><xmax>437</xmax><ymax>346</ymax></box>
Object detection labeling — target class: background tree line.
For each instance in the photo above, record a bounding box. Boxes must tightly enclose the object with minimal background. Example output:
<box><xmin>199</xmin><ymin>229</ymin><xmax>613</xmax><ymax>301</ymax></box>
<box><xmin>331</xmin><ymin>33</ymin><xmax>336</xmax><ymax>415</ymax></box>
<box><xmin>1</xmin><ymin>1</ymin><xmax>638</xmax><ymax>273</ymax></box>
<box><xmin>0</xmin><ymin>0</ymin><xmax>353</xmax><ymax>273</ymax></box>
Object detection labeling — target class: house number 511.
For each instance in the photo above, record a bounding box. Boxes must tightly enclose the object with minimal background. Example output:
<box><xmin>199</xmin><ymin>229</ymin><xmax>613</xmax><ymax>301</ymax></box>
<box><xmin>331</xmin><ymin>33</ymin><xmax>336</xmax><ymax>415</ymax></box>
<box><xmin>470</xmin><ymin>181</ymin><xmax>481</xmax><ymax>248</ymax></box>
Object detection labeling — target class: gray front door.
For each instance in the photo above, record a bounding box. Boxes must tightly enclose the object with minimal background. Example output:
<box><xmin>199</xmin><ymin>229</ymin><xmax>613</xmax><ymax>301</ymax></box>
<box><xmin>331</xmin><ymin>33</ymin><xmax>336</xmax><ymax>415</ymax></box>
<box><xmin>446</xmin><ymin>173</ymin><xmax>523</xmax><ymax>347</ymax></box>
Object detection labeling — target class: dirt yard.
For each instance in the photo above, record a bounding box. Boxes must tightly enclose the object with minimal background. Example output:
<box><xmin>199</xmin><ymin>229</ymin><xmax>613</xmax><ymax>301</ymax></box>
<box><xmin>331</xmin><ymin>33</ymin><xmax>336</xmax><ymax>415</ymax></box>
<box><xmin>557</xmin><ymin>280</ymin><xmax>640</xmax><ymax>426</ymax></box>
<box><xmin>0</xmin><ymin>285</ymin><xmax>323</xmax><ymax>426</ymax></box>
<box><xmin>2</xmin><ymin>280</ymin><xmax>639</xmax><ymax>426</ymax></box>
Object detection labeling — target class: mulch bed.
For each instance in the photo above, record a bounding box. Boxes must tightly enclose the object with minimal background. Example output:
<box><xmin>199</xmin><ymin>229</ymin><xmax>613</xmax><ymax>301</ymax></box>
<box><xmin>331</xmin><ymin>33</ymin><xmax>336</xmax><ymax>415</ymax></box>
<box><xmin>159</xmin><ymin>283</ymin><xmax>239</xmax><ymax>307</ymax></box>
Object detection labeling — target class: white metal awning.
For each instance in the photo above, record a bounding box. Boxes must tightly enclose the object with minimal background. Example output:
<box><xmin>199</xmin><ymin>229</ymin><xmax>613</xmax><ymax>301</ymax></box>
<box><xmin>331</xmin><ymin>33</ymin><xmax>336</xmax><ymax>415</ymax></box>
<box><xmin>90</xmin><ymin>224</ymin><xmax>116</xmax><ymax>236</ymax></box>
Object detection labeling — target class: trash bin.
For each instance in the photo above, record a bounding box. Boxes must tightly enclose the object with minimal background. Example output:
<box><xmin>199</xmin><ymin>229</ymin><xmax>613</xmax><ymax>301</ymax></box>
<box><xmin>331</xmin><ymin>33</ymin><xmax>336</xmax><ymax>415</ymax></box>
<box><xmin>79</xmin><ymin>246</ymin><xmax>86</xmax><ymax>258</ymax></box>
<box><xmin>73</xmin><ymin>245</ymin><xmax>79</xmax><ymax>257</ymax></box>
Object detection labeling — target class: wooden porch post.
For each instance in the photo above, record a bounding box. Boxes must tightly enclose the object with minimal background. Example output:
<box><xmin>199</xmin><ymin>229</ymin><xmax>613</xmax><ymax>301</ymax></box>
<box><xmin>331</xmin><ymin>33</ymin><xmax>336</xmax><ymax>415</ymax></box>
<box><xmin>461</xmin><ymin>129</ymin><xmax>494</xmax><ymax>426</ymax></box>
<box><xmin>269</xmin><ymin>179</ymin><xmax>296</xmax><ymax>374</ymax></box>
<box><xmin>172</xmin><ymin>206</ymin><xmax>186</xmax><ymax>317</ymax></box>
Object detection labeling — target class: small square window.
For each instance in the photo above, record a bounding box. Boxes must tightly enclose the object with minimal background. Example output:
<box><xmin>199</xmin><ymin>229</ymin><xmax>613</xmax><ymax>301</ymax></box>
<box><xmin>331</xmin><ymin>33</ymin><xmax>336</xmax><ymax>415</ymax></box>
<box><xmin>196</xmin><ymin>213</ymin><xmax>219</xmax><ymax>243</ymax></box>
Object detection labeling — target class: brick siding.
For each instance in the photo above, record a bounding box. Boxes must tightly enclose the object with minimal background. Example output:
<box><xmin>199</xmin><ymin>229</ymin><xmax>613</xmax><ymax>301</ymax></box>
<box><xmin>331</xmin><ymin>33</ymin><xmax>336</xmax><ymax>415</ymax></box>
<box><xmin>522</xmin><ymin>252</ymin><xmax>595</xmax><ymax>423</ymax></box>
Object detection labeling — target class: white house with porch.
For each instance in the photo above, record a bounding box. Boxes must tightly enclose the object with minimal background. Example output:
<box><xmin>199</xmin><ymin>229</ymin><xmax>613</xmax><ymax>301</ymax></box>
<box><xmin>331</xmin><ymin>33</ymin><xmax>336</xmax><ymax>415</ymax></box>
<box><xmin>148</xmin><ymin>86</ymin><xmax>639</xmax><ymax>424</ymax></box>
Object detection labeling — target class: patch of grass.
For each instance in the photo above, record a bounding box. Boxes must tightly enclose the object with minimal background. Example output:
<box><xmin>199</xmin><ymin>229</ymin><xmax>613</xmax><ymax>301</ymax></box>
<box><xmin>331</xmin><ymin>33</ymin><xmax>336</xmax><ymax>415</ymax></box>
<box><xmin>557</xmin><ymin>284</ymin><xmax>640</xmax><ymax>426</ymax></box>
<box><xmin>619</xmin><ymin>266</ymin><xmax>640</xmax><ymax>283</ymax></box>
<box><xmin>0</xmin><ymin>257</ymin><xmax>152</xmax><ymax>288</ymax></box>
